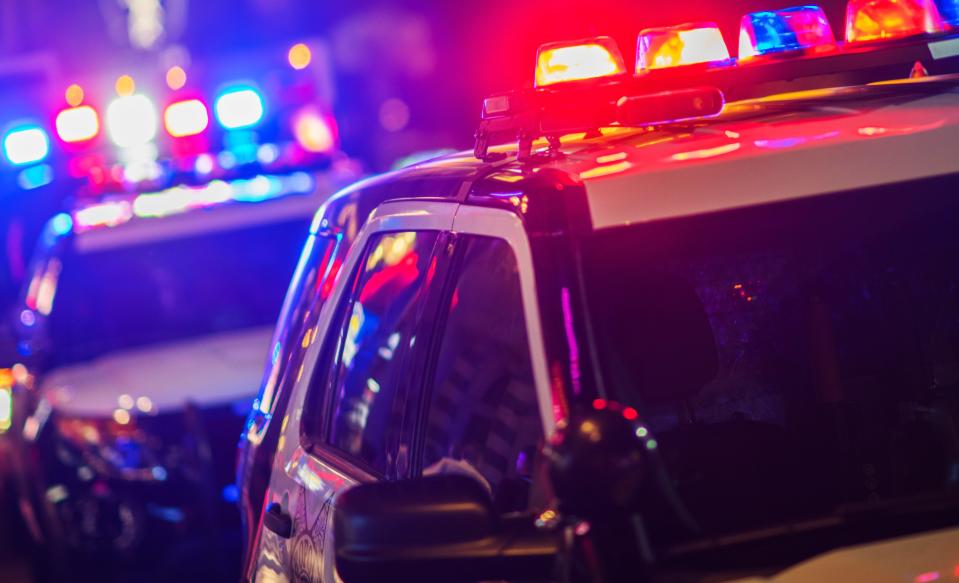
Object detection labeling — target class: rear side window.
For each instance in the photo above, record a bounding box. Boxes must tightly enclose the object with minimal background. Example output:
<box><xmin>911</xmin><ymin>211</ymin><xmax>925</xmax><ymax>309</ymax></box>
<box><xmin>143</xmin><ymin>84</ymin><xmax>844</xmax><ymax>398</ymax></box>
<box><xmin>325</xmin><ymin>231</ymin><xmax>439</xmax><ymax>476</ymax></box>
<box><xmin>422</xmin><ymin>236</ymin><xmax>542</xmax><ymax>513</ymax></box>
<box><xmin>253</xmin><ymin>233</ymin><xmax>339</xmax><ymax>419</ymax></box>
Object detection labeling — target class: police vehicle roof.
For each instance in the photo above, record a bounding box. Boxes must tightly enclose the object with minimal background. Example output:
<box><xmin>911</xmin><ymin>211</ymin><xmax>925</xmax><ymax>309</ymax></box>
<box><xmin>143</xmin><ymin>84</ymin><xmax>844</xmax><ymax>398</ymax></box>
<box><xmin>323</xmin><ymin>76</ymin><xmax>959</xmax><ymax>235</ymax></box>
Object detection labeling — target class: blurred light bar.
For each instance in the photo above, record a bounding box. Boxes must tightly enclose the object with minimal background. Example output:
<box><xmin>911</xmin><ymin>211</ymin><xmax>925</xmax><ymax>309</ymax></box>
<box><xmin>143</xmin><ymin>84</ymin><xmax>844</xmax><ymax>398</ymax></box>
<box><xmin>214</xmin><ymin>87</ymin><xmax>265</xmax><ymax>130</ymax></box>
<box><xmin>74</xmin><ymin>200</ymin><xmax>133</xmax><ymax>231</ymax></box>
<box><xmin>3</xmin><ymin>126</ymin><xmax>50</xmax><ymax>166</ymax></box>
<box><xmin>132</xmin><ymin>173</ymin><xmax>316</xmax><ymax>219</ymax></box>
<box><xmin>56</xmin><ymin>106</ymin><xmax>100</xmax><ymax>143</ymax></box>
<box><xmin>846</xmin><ymin>0</ymin><xmax>946</xmax><ymax>43</ymax></box>
<box><xmin>637</xmin><ymin>22</ymin><xmax>731</xmax><ymax>72</ymax></box>
<box><xmin>106</xmin><ymin>95</ymin><xmax>158</xmax><ymax>148</ymax></box>
<box><xmin>164</xmin><ymin>99</ymin><xmax>209</xmax><ymax>138</ymax></box>
<box><xmin>739</xmin><ymin>6</ymin><xmax>836</xmax><ymax>59</ymax></box>
<box><xmin>534</xmin><ymin>37</ymin><xmax>627</xmax><ymax>87</ymax></box>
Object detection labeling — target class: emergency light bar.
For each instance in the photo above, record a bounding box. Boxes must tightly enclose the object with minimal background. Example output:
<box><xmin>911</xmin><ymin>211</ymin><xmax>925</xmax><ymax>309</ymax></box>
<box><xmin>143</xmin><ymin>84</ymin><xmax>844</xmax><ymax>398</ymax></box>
<box><xmin>72</xmin><ymin>172</ymin><xmax>316</xmax><ymax>232</ymax></box>
<box><xmin>475</xmin><ymin>10</ymin><xmax>959</xmax><ymax>162</ymax></box>
<box><xmin>535</xmin><ymin>37</ymin><xmax>627</xmax><ymax>87</ymax></box>
<box><xmin>739</xmin><ymin>6</ymin><xmax>836</xmax><ymax>60</ymax></box>
<box><xmin>637</xmin><ymin>23</ymin><xmax>732</xmax><ymax>72</ymax></box>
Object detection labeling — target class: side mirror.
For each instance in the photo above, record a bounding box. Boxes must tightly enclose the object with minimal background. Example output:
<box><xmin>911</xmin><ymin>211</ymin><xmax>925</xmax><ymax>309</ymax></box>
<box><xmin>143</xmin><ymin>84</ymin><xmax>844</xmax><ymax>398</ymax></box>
<box><xmin>334</xmin><ymin>474</ymin><xmax>557</xmax><ymax>583</ymax></box>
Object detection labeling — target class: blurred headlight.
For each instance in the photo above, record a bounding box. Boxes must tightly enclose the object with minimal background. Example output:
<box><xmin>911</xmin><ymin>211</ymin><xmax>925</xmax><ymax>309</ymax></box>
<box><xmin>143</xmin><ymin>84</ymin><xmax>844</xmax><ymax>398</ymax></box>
<box><xmin>54</xmin><ymin>415</ymin><xmax>166</xmax><ymax>482</ymax></box>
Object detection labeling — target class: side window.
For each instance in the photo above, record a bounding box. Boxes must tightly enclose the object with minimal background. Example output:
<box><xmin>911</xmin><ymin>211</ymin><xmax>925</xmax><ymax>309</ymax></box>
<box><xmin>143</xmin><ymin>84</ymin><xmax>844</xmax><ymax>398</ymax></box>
<box><xmin>325</xmin><ymin>231</ymin><xmax>439</xmax><ymax>476</ymax></box>
<box><xmin>254</xmin><ymin>233</ymin><xmax>338</xmax><ymax>420</ymax></box>
<box><xmin>422</xmin><ymin>236</ymin><xmax>543</xmax><ymax>513</ymax></box>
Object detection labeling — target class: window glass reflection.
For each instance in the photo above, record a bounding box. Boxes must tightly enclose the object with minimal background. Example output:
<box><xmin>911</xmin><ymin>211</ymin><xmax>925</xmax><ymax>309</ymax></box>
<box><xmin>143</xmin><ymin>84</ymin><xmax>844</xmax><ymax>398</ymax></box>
<box><xmin>328</xmin><ymin>231</ymin><xmax>437</xmax><ymax>475</ymax></box>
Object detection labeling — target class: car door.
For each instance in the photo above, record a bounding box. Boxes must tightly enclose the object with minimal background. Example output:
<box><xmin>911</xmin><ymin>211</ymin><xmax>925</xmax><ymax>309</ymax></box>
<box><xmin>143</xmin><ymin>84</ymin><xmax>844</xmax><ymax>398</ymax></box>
<box><xmin>412</xmin><ymin>204</ymin><xmax>557</xmax><ymax>513</ymax></box>
<box><xmin>248</xmin><ymin>200</ymin><xmax>457</xmax><ymax>583</ymax></box>
<box><xmin>238</xmin><ymin>227</ymin><xmax>345</xmax><ymax>556</ymax></box>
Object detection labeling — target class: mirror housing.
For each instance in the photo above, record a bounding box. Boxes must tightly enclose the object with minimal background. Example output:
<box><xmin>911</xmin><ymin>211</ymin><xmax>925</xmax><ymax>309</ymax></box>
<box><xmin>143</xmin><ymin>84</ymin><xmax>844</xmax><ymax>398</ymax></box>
<box><xmin>334</xmin><ymin>474</ymin><xmax>557</xmax><ymax>583</ymax></box>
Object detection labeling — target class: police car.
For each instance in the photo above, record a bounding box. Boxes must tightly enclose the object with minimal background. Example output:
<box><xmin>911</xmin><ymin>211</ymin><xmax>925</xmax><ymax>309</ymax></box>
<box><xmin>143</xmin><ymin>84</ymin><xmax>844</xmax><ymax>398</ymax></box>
<box><xmin>5</xmin><ymin>166</ymin><xmax>356</xmax><ymax>578</ymax></box>
<box><xmin>242</xmin><ymin>2</ymin><xmax>959</xmax><ymax>582</ymax></box>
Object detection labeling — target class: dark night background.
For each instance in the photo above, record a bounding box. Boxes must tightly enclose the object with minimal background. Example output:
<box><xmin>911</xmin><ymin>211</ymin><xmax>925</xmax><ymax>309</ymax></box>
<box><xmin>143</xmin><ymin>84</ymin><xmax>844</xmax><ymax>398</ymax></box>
<box><xmin>0</xmin><ymin>0</ymin><xmax>851</xmax><ymax>159</ymax></box>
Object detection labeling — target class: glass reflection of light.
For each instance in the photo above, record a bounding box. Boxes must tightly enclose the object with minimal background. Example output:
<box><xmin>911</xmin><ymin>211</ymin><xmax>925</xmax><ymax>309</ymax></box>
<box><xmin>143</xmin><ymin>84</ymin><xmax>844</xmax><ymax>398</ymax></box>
<box><xmin>35</xmin><ymin>259</ymin><xmax>61</xmax><ymax>316</ymax></box>
<box><xmin>579</xmin><ymin>161</ymin><xmax>633</xmax><ymax>180</ymax></box>
<box><xmin>595</xmin><ymin>151</ymin><xmax>628</xmax><ymax>164</ymax></box>
<box><xmin>857</xmin><ymin>120</ymin><xmax>945</xmax><ymax>137</ymax></box>
<box><xmin>671</xmin><ymin>142</ymin><xmax>741</xmax><ymax>161</ymax></box>
<box><xmin>342</xmin><ymin>302</ymin><xmax>366</xmax><ymax>367</ymax></box>
<box><xmin>378</xmin><ymin>332</ymin><xmax>401</xmax><ymax>360</ymax></box>
<box><xmin>366</xmin><ymin>232</ymin><xmax>417</xmax><ymax>270</ymax></box>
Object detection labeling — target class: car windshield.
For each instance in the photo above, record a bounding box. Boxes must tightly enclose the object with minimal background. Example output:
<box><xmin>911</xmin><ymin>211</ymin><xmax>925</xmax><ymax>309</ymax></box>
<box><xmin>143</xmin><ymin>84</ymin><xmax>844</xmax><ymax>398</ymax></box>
<box><xmin>582</xmin><ymin>175</ymin><xmax>959</xmax><ymax>546</ymax></box>
<box><xmin>46</xmin><ymin>220</ymin><xmax>307</xmax><ymax>368</ymax></box>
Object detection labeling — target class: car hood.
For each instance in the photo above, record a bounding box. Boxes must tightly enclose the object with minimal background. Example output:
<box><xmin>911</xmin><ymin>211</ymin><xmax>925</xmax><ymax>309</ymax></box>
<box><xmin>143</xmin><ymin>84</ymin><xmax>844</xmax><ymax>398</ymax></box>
<box><xmin>41</xmin><ymin>326</ymin><xmax>274</xmax><ymax>417</ymax></box>
<box><xmin>730</xmin><ymin>525</ymin><xmax>959</xmax><ymax>583</ymax></box>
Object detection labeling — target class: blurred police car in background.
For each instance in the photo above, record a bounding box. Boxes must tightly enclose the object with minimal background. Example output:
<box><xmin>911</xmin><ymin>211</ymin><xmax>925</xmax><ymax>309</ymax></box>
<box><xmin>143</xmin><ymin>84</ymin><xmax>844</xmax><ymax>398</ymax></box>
<box><xmin>0</xmin><ymin>40</ymin><xmax>359</xmax><ymax>581</ymax></box>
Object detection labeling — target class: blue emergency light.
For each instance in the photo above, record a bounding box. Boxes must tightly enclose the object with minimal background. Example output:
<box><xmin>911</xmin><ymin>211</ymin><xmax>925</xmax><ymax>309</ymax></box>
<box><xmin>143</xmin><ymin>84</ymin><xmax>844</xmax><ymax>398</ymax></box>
<box><xmin>936</xmin><ymin>0</ymin><xmax>959</xmax><ymax>25</ymax></box>
<box><xmin>3</xmin><ymin>125</ymin><xmax>50</xmax><ymax>166</ymax></box>
<box><xmin>739</xmin><ymin>6</ymin><xmax>836</xmax><ymax>59</ymax></box>
<box><xmin>214</xmin><ymin>86</ymin><xmax>265</xmax><ymax>130</ymax></box>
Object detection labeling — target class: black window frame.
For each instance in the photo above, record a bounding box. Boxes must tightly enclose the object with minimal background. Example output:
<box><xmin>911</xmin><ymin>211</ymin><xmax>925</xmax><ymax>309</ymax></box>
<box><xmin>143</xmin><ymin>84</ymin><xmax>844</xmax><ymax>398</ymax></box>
<box><xmin>410</xmin><ymin>233</ymin><xmax>543</xmax><ymax>489</ymax></box>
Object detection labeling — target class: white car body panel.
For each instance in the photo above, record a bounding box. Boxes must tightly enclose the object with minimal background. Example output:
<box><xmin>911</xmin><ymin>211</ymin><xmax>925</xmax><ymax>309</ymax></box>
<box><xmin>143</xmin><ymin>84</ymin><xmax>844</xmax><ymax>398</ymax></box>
<box><xmin>42</xmin><ymin>326</ymin><xmax>274</xmax><ymax>416</ymax></box>
<box><xmin>731</xmin><ymin>526</ymin><xmax>959</xmax><ymax>583</ymax></box>
<box><xmin>574</xmin><ymin>88</ymin><xmax>959</xmax><ymax>229</ymax></box>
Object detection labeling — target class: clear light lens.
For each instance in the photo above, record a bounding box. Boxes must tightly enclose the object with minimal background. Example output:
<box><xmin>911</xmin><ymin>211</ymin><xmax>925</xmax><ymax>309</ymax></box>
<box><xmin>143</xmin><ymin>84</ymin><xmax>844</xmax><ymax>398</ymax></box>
<box><xmin>739</xmin><ymin>6</ymin><xmax>836</xmax><ymax>59</ymax></box>
<box><xmin>164</xmin><ymin>99</ymin><xmax>209</xmax><ymax>138</ymax></box>
<box><xmin>637</xmin><ymin>23</ymin><xmax>731</xmax><ymax>72</ymax></box>
<box><xmin>535</xmin><ymin>37</ymin><xmax>626</xmax><ymax>87</ymax></box>
<box><xmin>3</xmin><ymin>126</ymin><xmax>50</xmax><ymax>166</ymax></box>
<box><xmin>214</xmin><ymin>87</ymin><xmax>265</xmax><ymax>130</ymax></box>
<box><xmin>845</xmin><ymin>0</ymin><xmax>946</xmax><ymax>42</ymax></box>
<box><xmin>56</xmin><ymin>106</ymin><xmax>100</xmax><ymax>143</ymax></box>
<box><xmin>106</xmin><ymin>95</ymin><xmax>158</xmax><ymax>148</ymax></box>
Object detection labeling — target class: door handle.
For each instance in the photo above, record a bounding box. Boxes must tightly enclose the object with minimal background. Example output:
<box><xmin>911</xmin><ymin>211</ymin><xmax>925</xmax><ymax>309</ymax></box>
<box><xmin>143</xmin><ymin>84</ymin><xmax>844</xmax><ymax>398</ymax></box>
<box><xmin>263</xmin><ymin>502</ymin><xmax>293</xmax><ymax>539</ymax></box>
